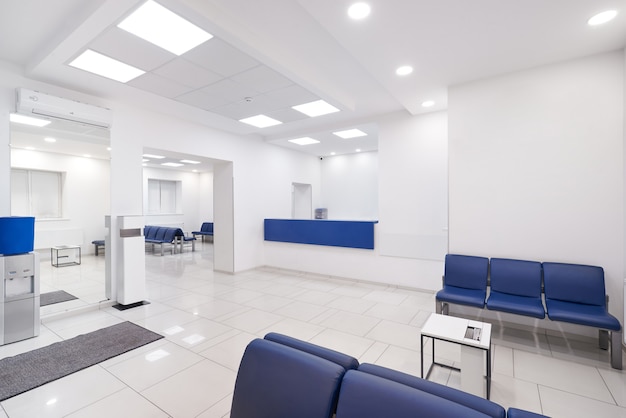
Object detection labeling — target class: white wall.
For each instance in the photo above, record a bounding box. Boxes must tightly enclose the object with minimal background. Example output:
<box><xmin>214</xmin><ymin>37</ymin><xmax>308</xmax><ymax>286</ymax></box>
<box><xmin>142</xmin><ymin>166</ymin><xmax>213</xmax><ymax>232</ymax></box>
<box><xmin>449</xmin><ymin>51</ymin><xmax>624</xmax><ymax>328</ymax></box>
<box><xmin>320</xmin><ymin>151</ymin><xmax>378</xmax><ymax>220</ymax></box>
<box><xmin>265</xmin><ymin>110</ymin><xmax>449</xmax><ymax>290</ymax></box>
<box><xmin>11</xmin><ymin>149</ymin><xmax>110</xmax><ymax>254</ymax></box>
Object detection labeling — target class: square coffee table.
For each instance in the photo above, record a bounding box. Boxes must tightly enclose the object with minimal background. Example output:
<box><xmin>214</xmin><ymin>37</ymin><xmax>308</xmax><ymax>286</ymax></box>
<box><xmin>420</xmin><ymin>313</ymin><xmax>492</xmax><ymax>398</ymax></box>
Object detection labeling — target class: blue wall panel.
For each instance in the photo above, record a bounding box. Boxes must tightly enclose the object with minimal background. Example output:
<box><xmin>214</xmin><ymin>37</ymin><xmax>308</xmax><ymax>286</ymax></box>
<box><xmin>264</xmin><ymin>219</ymin><xmax>376</xmax><ymax>250</ymax></box>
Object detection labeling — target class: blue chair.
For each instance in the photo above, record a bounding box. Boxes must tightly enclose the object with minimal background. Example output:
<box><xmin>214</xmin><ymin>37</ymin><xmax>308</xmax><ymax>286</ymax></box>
<box><xmin>231</xmin><ymin>338</ymin><xmax>347</xmax><ymax>418</ymax></box>
<box><xmin>486</xmin><ymin>258</ymin><xmax>545</xmax><ymax>319</ymax></box>
<box><xmin>543</xmin><ymin>262</ymin><xmax>622</xmax><ymax>369</ymax></box>
<box><xmin>436</xmin><ymin>254</ymin><xmax>489</xmax><ymax>314</ymax></box>
<box><xmin>335</xmin><ymin>370</ymin><xmax>492</xmax><ymax>418</ymax></box>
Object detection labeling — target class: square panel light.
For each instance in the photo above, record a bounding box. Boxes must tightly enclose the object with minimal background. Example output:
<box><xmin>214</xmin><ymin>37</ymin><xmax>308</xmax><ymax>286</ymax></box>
<box><xmin>9</xmin><ymin>113</ymin><xmax>51</xmax><ymax>127</ymax></box>
<box><xmin>288</xmin><ymin>137</ymin><xmax>320</xmax><ymax>146</ymax></box>
<box><xmin>118</xmin><ymin>0</ymin><xmax>213</xmax><ymax>55</ymax></box>
<box><xmin>69</xmin><ymin>49</ymin><xmax>145</xmax><ymax>83</ymax></box>
<box><xmin>292</xmin><ymin>100</ymin><xmax>340</xmax><ymax>117</ymax></box>
<box><xmin>333</xmin><ymin>129</ymin><xmax>367</xmax><ymax>139</ymax></box>
<box><xmin>162</xmin><ymin>162</ymin><xmax>184</xmax><ymax>167</ymax></box>
<box><xmin>239</xmin><ymin>115</ymin><xmax>283</xmax><ymax>128</ymax></box>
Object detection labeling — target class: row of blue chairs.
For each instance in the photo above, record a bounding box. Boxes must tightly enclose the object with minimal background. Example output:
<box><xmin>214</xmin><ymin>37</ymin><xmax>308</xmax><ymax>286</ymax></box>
<box><xmin>436</xmin><ymin>254</ymin><xmax>622</xmax><ymax>369</ymax></box>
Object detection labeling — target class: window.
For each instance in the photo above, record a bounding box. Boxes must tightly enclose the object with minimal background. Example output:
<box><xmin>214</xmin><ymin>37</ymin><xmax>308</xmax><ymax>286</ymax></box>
<box><xmin>11</xmin><ymin>169</ymin><xmax>63</xmax><ymax>218</ymax></box>
<box><xmin>147</xmin><ymin>179</ymin><xmax>179</xmax><ymax>214</ymax></box>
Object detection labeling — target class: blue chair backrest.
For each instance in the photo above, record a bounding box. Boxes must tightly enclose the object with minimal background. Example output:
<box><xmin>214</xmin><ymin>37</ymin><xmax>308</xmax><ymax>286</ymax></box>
<box><xmin>444</xmin><ymin>254</ymin><xmax>489</xmax><ymax>290</ymax></box>
<box><xmin>231</xmin><ymin>338</ymin><xmax>345</xmax><ymax>418</ymax></box>
<box><xmin>265</xmin><ymin>333</ymin><xmax>359</xmax><ymax>371</ymax></box>
<box><xmin>154</xmin><ymin>227</ymin><xmax>167</xmax><ymax>241</ymax></box>
<box><xmin>490</xmin><ymin>258</ymin><xmax>542</xmax><ymax>298</ymax></box>
<box><xmin>174</xmin><ymin>228</ymin><xmax>185</xmax><ymax>237</ymax></box>
<box><xmin>201</xmin><ymin>222</ymin><xmax>213</xmax><ymax>233</ymax></box>
<box><xmin>163</xmin><ymin>228</ymin><xmax>177</xmax><ymax>242</ymax></box>
<box><xmin>543</xmin><ymin>262</ymin><xmax>606</xmax><ymax>306</ymax></box>
<box><xmin>144</xmin><ymin>225</ymin><xmax>156</xmax><ymax>239</ymax></box>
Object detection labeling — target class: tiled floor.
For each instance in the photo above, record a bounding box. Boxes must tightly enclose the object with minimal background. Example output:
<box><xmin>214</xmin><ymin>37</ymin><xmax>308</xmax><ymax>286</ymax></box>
<box><xmin>0</xmin><ymin>242</ymin><xmax>625</xmax><ymax>417</ymax></box>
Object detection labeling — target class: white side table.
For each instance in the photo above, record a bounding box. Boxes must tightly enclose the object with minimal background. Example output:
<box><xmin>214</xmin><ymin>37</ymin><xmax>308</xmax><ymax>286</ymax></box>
<box><xmin>420</xmin><ymin>313</ymin><xmax>492</xmax><ymax>398</ymax></box>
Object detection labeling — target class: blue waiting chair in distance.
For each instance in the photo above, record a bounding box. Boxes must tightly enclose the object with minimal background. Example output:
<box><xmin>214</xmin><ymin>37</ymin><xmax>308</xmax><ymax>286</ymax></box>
<box><xmin>436</xmin><ymin>254</ymin><xmax>489</xmax><ymax>315</ymax></box>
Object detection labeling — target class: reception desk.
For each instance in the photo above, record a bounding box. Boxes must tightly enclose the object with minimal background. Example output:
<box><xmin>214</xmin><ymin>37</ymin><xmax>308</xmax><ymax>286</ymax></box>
<box><xmin>264</xmin><ymin>219</ymin><xmax>377</xmax><ymax>250</ymax></box>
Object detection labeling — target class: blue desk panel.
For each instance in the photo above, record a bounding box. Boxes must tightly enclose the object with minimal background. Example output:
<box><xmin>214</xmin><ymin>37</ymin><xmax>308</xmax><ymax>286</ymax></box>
<box><xmin>264</xmin><ymin>219</ymin><xmax>377</xmax><ymax>250</ymax></box>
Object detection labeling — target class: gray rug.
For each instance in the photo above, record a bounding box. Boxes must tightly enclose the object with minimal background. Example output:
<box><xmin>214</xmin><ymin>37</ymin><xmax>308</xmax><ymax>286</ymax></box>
<box><xmin>0</xmin><ymin>321</ymin><xmax>163</xmax><ymax>401</ymax></box>
<box><xmin>40</xmin><ymin>290</ymin><xmax>78</xmax><ymax>306</ymax></box>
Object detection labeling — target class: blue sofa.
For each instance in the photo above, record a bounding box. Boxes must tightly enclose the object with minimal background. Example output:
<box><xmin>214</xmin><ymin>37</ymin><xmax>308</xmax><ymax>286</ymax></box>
<box><xmin>192</xmin><ymin>222</ymin><xmax>213</xmax><ymax>241</ymax></box>
<box><xmin>436</xmin><ymin>254</ymin><xmax>622</xmax><ymax>369</ymax></box>
<box><xmin>231</xmin><ymin>333</ymin><xmax>547</xmax><ymax>418</ymax></box>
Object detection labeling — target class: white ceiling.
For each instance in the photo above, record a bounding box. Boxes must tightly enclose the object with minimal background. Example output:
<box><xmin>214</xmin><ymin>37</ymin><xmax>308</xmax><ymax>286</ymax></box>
<box><xmin>1</xmin><ymin>0</ymin><xmax>625</xmax><ymax>159</ymax></box>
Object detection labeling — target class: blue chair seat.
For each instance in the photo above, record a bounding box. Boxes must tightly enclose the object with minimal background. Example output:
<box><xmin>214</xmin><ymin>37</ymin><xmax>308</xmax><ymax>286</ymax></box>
<box><xmin>507</xmin><ymin>407</ymin><xmax>550</xmax><ymax>418</ymax></box>
<box><xmin>546</xmin><ymin>299</ymin><xmax>621</xmax><ymax>330</ymax></box>
<box><xmin>436</xmin><ymin>286</ymin><xmax>486</xmax><ymax>308</ymax></box>
<box><xmin>487</xmin><ymin>292</ymin><xmax>545</xmax><ymax>319</ymax></box>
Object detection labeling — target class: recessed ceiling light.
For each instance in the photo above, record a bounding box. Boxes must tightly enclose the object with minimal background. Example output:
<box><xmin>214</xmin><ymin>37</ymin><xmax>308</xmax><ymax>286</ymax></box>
<box><xmin>330</xmin><ymin>152</ymin><xmax>336</xmax><ymax>156</ymax></box>
<box><xmin>396</xmin><ymin>66</ymin><xmax>413</xmax><ymax>76</ymax></box>
<box><xmin>588</xmin><ymin>10</ymin><xmax>617</xmax><ymax>26</ymax></box>
<box><xmin>421</xmin><ymin>100</ymin><xmax>435</xmax><ymax>108</ymax></box>
<box><xmin>348</xmin><ymin>3</ymin><xmax>371</xmax><ymax>20</ymax></box>
<box><xmin>180</xmin><ymin>159</ymin><xmax>200</xmax><ymax>164</ymax></box>
<box><xmin>356</xmin><ymin>149</ymin><xmax>361</xmax><ymax>152</ymax></box>
<box><xmin>9</xmin><ymin>113</ymin><xmax>51</xmax><ymax>127</ymax></box>
<box><xmin>333</xmin><ymin>129</ymin><xmax>367</xmax><ymax>139</ymax></box>
<box><xmin>162</xmin><ymin>162</ymin><xmax>184</xmax><ymax>167</ymax></box>
<box><xmin>292</xmin><ymin>100</ymin><xmax>340</xmax><ymax>117</ymax></box>
<box><xmin>239</xmin><ymin>115</ymin><xmax>283</xmax><ymax>128</ymax></box>
<box><xmin>44</xmin><ymin>137</ymin><xmax>57</xmax><ymax>143</ymax></box>
<box><xmin>118</xmin><ymin>0</ymin><xmax>213</xmax><ymax>55</ymax></box>
<box><xmin>107</xmin><ymin>147</ymin><xmax>112</xmax><ymax>151</ymax></box>
<box><xmin>288</xmin><ymin>137</ymin><xmax>320</xmax><ymax>146</ymax></box>
<box><xmin>143</xmin><ymin>154</ymin><xmax>165</xmax><ymax>159</ymax></box>
<box><xmin>142</xmin><ymin>159</ymin><xmax>150</xmax><ymax>163</ymax></box>
<box><xmin>69</xmin><ymin>49</ymin><xmax>145</xmax><ymax>83</ymax></box>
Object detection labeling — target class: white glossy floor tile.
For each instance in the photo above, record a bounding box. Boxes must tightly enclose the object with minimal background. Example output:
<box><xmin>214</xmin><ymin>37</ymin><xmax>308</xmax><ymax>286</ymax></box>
<box><xmin>141</xmin><ymin>359</ymin><xmax>236</xmax><ymax>418</ymax></box>
<box><xmin>64</xmin><ymin>387</ymin><xmax>169</xmax><ymax>418</ymax></box>
<box><xmin>104</xmin><ymin>341</ymin><xmax>205</xmax><ymax>391</ymax></box>
<box><xmin>514</xmin><ymin>349</ymin><xmax>615</xmax><ymax>403</ymax></box>
<box><xmin>2</xmin><ymin>246</ymin><xmax>623</xmax><ymax>418</ymax></box>
<box><xmin>0</xmin><ymin>366</ymin><xmax>125</xmax><ymax>418</ymax></box>
<box><xmin>539</xmin><ymin>385</ymin><xmax>626</xmax><ymax>418</ymax></box>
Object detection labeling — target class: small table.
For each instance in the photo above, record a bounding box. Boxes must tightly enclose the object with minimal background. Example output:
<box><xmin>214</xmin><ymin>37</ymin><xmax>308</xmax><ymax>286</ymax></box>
<box><xmin>420</xmin><ymin>313</ymin><xmax>492</xmax><ymax>398</ymax></box>
<box><xmin>51</xmin><ymin>245</ymin><xmax>81</xmax><ymax>267</ymax></box>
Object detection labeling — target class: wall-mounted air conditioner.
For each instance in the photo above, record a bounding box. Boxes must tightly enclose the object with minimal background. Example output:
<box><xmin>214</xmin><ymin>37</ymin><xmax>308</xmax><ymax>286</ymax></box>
<box><xmin>15</xmin><ymin>88</ymin><xmax>112</xmax><ymax>129</ymax></box>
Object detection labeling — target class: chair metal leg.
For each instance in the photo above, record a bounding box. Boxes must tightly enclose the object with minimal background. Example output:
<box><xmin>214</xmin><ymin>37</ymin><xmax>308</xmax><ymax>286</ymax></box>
<box><xmin>436</xmin><ymin>300</ymin><xmax>443</xmax><ymax>314</ymax></box>
<box><xmin>611</xmin><ymin>330</ymin><xmax>623</xmax><ymax>370</ymax></box>
<box><xmin>599</xmin><ymin>329</ymin><xmax>609</xmax><ymax>350</ymax></box>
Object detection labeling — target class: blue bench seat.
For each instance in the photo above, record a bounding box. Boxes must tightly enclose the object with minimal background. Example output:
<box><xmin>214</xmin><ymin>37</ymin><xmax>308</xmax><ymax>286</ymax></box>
<box><xmin>486</xmin><ymin>258</ymin><xmax>545</xmax><ymax>319</ymax></box>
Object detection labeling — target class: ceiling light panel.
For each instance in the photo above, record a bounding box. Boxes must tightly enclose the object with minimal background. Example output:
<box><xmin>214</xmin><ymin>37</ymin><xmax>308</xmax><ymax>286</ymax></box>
<box><xmin>396</xmin><ymin>66</ymin><xmax>413</xmax><ymax>76</ymax></box>
<box><xmin>239</xmin><ymin>115</ymin><xmax>283</xmax><ymax>128</ymax></box>
<box><xmin>69</xmin><ymin>49</ymin><xmax>145</xmax><ymax>82</ymax></box>
<box><xmin>334</xmin><ymin>129</ymin><xmax>367</xmax><ymax>139</ymax></box>
<box><xmin>143</xmin><ymin>153</ymin><xmax>165</xmax><ymax>159</ymax></box>
<box><xmin>292</xmin><ymin>100</ymin><xmax>340</xmax><ymax>117</ymax></box>
<box><xmin>288</xmin><ymin>137</ymin><xmax>320</xmax><ymax>146</ymax></box>
<box><xmin>118</xmin><ymin>0</ymin><xmax>213</xmax><ymax>55</ymax></box>
<box><xmin>162</xmin><ymin>162</ymin><xmax>184</xmax><ymax>167</ymax></box>
<box><xmin>180</xmin><ymin>159</ymin><xmax>200</xmax><ymax>164</ymax></box>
